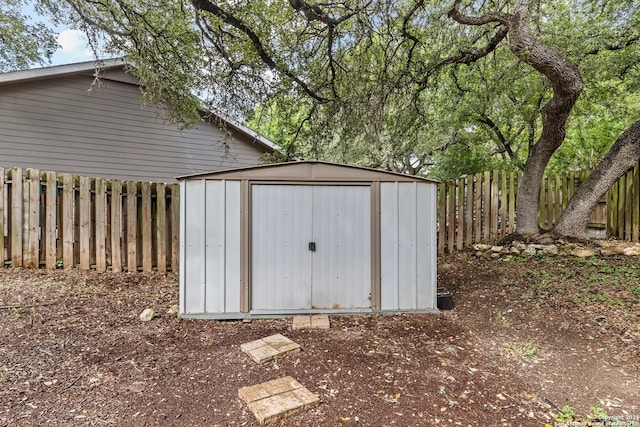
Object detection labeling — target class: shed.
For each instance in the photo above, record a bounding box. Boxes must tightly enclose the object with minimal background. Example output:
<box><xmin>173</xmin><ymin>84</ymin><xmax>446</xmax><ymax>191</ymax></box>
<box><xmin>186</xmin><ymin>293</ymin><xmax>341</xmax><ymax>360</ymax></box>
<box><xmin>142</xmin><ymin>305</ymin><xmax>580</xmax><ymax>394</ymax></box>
<box><xmin>178</xmin><ymin>161</ymin><xmax>438</xmax><ymax>319</ymax></box>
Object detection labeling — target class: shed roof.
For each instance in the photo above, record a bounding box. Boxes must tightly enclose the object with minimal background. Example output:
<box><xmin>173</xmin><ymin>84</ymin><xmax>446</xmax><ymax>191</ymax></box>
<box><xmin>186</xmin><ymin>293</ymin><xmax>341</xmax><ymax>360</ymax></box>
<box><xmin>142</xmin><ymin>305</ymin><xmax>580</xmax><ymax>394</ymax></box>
<box><xmin>176</xmin><ymin>161</ymin><xmax>438</xmax><ymax>183</ymax></box>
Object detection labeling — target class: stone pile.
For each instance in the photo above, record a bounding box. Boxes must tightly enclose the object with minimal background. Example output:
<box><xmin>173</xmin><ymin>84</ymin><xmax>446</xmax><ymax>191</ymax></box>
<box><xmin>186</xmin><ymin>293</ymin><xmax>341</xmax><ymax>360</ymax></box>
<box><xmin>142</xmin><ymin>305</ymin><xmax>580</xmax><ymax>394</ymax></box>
<box><xmin>471</xmin><ymin>241</ymin><xmax>640</xmax><ymax>260</ymax></box>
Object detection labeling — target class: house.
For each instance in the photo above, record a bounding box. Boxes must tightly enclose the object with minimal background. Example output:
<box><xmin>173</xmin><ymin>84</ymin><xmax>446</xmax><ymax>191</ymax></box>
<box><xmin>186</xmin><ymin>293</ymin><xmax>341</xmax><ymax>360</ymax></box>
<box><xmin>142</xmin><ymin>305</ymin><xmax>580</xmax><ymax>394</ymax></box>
<box><xmin>0</xmin><ymin>58</ymin><xmax>276</xmax><ymax>182</ymax></box>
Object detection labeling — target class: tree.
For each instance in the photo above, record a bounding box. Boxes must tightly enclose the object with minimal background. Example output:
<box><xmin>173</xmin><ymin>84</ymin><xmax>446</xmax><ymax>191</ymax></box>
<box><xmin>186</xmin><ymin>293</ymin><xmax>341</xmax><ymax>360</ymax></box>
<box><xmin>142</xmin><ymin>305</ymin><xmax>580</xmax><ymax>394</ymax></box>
<box><xmin>46</xmin><ymin>0</ymin><xmax>640</xmax><ymax>239</ymax></box>
<box><xmin>1</xmin><ymin>0</ymin><xmax>58</xmax><ymax>71</ymax></box>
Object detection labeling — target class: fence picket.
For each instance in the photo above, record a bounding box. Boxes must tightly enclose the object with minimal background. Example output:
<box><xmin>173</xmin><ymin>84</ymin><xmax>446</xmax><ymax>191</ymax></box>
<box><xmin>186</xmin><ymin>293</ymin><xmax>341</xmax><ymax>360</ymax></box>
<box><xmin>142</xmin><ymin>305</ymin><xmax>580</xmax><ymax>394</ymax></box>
<box><xmin>170</xmin><ymin>184</ymin><xmax>180</xmax><ymax>271</ymax></box>
<box><xmin>126</xmin><ymin>181</ymin><xmax>137</xmax><ymax>272</ymax></box>
<box><xmin>437</xmin><ymin>183</ymin><xmax>446</xmax><ymax>254</ymax></box>
<box><xmin>156</xmin><ymin>183</ymin><xmax>167</xmax><ymax>272</ymax></box>
<box><xmin>141</xmin><ymin>182</ymin><xmax>152</xmax><ymax>272</ymax></box>
<box><xmin>10</xmin><ymin>167</ymin><xmax>23</xmax><ymax>267</ymax></box>
<box><xmin>95</xmin><ymin>178</ymin><xmax>107</xmax><ymax>272</ymax></box>
<box><xmin>633</xmin><ymin>164</ymin><xmax>639</xmax><ymax>242</ymax></box>
<box><xmin>508</xmin><ymin>171</ymin><xmax>515</xmax><ymax>234</ymax></box>
<box><xmin>456</xmin><ymin>178</ymin><xmax>464</xmax><ymax>250</ymax></box>
<box><xmin>79</xmin><ymin>176</ymin><xmax>91</xmax><ymax>270</ymax></box>
<box><xmin>464</xmin><ymin>175</ymin><xmax>473</xmax><ymax>247</ymax></box>
<box><xmin>483</xmin><ymin>171</ymin><xmax>490</xmax><ymax>242</ymax></box>
<box><xmin>110</xmin><ymin>181</ymin><xmax>123</xmax><ymax>272</ymax></box>
<box><xmin>61</xmin><ymin>174</ymin><xmax>74</xmax><ymax>269</ymax></box>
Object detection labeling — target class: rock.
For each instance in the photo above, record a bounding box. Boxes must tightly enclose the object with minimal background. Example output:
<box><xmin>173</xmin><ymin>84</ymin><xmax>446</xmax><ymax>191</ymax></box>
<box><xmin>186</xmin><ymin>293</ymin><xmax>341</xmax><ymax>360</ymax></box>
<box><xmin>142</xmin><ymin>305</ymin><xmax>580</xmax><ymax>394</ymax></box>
<box><xmin>600</xmin><ymin>246</ymin><xmax>626</xmax><ymax>256</ymax></box>
<box><xmin>481</xmin><ymin>250</ymin><xmax>494</xmax><ymax>259</ymax></box>
<box><xmin>538</xmin><ymin>236</ymin><xmax>555</xmax><ymax>245</ymax></box>
<box><xmin>623</xmin><ymin>246</ymin><xmax>640</xmax><ymax>256</ymax></box>
<box><xmin>473</xmin><ymin>244</ymin><xmax>492</xmax><ymax>251</ymax></box>
<box><xmin>139</xmin><ymin>308</ymin><xmax>155</xmax><ymax>322</ymax></box>
<box><xmin>530</xmin><ymin>244</ymin><xmax>544</xmax><ymax>250</ymax></box>
<box><xmin>571</xmin><ymin>248</ymin><xmax>595</xmax><ymax>258</ymax></box>
<box><xmin>522</xmin><ymin>246</ymin><xmax>537</xmax><ymax>256</ymax></box>
<box><xmin>490</xmin><ymin>246</ymin><xmax>504</xmax><ymax>253</ymax></box>
<box><xmin>514</xmin><ymin>242</ymin><xmax>528</xmax><ymax>251</ymax></box>
<box><xmin>542</xmin><ymin>245</ymin><xmax>559</xmax><ymax>255</ymax></box>
<box><xmin>166</xmin><ymin>305</ymin><xmax>179</xmax><ymax>315</ymax></box>
<box><xmin>509</xmin><ymin>247</ymin><xmax>521</xmax><ymax>255</ymax></box>
<box><xmin>491</xmin><ymin>253</ymin><xmax>501</xmax><ymax>259</ymax></box>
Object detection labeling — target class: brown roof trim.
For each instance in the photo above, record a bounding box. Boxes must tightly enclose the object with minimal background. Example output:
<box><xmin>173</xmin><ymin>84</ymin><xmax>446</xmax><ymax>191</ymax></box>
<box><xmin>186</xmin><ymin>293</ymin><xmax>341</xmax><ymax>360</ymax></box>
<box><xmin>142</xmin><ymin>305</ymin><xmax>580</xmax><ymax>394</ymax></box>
<box><xmin>176</xmin><ymin>160</ymin><xmax>439</xmax><ymax>183</ymax></box>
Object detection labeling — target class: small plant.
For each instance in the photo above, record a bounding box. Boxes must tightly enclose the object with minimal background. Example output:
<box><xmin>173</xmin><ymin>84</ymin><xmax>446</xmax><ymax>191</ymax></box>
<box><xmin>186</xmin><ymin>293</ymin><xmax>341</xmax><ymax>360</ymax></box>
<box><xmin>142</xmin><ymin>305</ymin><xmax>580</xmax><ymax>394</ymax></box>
<box><xmin>553</xmin><ymin>405</ymin><xmax>576</xmax><ymax>422</ymax></box>
<box><xmin>504</xmin><ymin>340</ymin><xmax>538</xmax><ymax>359</ymax></box>
<box><xmin>588</xmin><ymin>406</ymin><xmax>607</xmax><ymax>420</ymax></box>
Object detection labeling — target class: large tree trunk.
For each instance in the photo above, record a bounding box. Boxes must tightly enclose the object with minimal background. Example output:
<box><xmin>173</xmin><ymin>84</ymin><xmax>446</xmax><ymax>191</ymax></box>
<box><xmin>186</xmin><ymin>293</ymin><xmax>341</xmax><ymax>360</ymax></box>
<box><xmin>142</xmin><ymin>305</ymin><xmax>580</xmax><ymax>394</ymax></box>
<box><xmin>449</xmin><ymin>0</ymin><xmax>583</xmax><ymax>236</ymax></box>
<box><xmin>553</xmin><ymin>120</ymin><xmax>640</xmax><ymax>239</ymax></box>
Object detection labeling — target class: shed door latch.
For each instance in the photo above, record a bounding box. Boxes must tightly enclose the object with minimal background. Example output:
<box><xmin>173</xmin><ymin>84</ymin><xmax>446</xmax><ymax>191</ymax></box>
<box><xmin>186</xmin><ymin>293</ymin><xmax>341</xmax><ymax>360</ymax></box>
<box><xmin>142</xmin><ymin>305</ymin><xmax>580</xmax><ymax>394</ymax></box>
<box><xmin>308</xmin><ymin>242</ymin><xmax>316</xmax><ymax>252</ymax></box>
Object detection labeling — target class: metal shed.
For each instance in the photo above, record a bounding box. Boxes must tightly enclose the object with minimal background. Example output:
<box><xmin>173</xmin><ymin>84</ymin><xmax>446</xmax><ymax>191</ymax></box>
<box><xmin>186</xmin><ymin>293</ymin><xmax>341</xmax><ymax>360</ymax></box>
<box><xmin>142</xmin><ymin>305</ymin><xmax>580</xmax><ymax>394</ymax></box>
<box><xmin>178</xmin><ymin>161</ymin><xmax>438</xmax><ymax>319</ymax></box>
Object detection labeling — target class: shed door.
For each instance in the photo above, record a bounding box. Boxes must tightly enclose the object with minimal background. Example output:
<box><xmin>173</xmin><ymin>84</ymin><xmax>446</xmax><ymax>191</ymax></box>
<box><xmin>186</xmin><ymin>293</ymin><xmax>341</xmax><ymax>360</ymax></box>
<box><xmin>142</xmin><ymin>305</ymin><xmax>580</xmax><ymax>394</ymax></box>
<box><xmin>251</xmin><ymin>185</ymin><xmax>371</xmax><ymax>311</ymax></box>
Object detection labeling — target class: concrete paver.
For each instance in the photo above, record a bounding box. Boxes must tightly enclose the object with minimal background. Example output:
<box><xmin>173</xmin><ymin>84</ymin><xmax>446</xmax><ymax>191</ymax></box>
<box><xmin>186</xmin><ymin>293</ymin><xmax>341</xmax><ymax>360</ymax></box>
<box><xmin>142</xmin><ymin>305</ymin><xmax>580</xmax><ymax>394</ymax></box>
<box><xmin>239</xmin><ymin>376</ymin><xmax>319</xmax><ymax>425</ymax></box>
<box><xmin>292</xmin><ymin>314</ymin><xmax>330</xmax><ymax>330</ymax></box>
<box><xmin>240</xmin><ymin>334</ymin><xmax>300</xmax><ymax>364</ymax></box>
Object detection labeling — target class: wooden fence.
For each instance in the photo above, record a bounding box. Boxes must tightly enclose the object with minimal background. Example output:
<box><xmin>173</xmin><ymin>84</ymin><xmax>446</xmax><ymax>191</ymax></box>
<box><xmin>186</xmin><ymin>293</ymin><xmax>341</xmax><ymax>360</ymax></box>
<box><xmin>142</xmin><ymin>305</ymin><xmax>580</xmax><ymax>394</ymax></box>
<box><xmin>2</xmin><ymin>164</ymin><xmax>639</xmax><ymax>269</ymax></box>
<box><xmin>437</xmin><ymin>164</ymin><xmax>640</xmax><ymax>253</ymax></box>
<box><xmin>0</xmin><ymin>167</ymin><xmax>179</xmax><ymax>271</ymax></box>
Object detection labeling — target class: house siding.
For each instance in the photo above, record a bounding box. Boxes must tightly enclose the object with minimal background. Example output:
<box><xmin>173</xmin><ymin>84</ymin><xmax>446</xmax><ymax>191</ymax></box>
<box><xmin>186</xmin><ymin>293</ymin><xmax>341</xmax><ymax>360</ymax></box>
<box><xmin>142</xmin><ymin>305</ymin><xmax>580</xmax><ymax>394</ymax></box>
<box><xmin>0</xmin><ymin>74</ymin><xmax>267</xmax><ymax>182</ymax></box>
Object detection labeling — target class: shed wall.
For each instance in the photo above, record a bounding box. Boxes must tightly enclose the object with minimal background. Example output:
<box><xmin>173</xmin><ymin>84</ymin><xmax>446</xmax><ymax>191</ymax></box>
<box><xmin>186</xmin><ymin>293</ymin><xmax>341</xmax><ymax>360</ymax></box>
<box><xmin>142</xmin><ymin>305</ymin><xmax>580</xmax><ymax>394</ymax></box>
<box><xmin>0</xmin><ymin>75</ymin><xmax>267</xmax><ymax>182</ymax></box>
<box><xmin>380</xmin><ymin>182</ymin><xmax>437</xmax><ymax>311</ymax></box>
<box><xmin>180</xmin><ymin>179</ymin><xmax>241</xmax><ymax>315</ymax></box>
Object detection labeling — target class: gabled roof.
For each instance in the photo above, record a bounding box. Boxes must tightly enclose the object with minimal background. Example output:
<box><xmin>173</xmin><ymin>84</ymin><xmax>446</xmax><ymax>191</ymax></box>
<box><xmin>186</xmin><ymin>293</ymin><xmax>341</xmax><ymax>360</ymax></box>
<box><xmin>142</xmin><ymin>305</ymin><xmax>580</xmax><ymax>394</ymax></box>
<box><xmin>0</xmin><ymin>58</ymin><xmax>280</xmax><ymax>153</ymax></box>
<box><xmin>177</xmin><ymin>160</ymin><xmax>439</xmax><ymax>183</ymax></box>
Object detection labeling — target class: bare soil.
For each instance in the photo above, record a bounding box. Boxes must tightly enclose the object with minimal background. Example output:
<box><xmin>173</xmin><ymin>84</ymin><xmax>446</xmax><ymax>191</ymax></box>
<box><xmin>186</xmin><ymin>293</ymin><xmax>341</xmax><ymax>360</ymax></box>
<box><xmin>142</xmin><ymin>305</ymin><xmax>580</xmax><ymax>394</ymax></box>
<box><xmin>1</xmin><ymin>252</ymin><xmax>639</xmax><ymax>426</ymax></box>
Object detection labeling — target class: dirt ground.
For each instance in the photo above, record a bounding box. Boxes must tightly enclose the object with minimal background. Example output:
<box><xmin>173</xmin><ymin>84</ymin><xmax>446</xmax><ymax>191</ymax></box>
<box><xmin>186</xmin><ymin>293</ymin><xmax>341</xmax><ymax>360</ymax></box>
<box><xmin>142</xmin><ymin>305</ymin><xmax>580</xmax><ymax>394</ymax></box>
<box><xmin>1</xmin><ymin>252</ymin><xmax>639</xmax><ymax>427</ymax></box>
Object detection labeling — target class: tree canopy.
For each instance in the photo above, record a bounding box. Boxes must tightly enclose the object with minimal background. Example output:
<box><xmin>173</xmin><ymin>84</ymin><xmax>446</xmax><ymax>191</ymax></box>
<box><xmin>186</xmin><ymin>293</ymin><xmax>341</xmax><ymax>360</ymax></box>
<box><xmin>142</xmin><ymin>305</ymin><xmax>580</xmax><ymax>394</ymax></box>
<box><xmin>41</xmin><ymin>0</ymin><xmax>640</xmax><ymax>238</ymax></box>
<box><xmin>1</xmin><ymin>0</ymin><xmax>58</xmax><ymax>71</ymax></box>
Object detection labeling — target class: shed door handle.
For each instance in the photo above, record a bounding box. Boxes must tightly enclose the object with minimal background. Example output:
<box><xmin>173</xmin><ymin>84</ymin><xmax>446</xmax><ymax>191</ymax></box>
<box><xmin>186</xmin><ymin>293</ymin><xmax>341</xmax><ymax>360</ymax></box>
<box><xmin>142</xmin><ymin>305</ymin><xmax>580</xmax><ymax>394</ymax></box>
<box><xmin>308</xmin><ymin>242</ymin><xmax>316</xmax><ymax>252</ymax></box>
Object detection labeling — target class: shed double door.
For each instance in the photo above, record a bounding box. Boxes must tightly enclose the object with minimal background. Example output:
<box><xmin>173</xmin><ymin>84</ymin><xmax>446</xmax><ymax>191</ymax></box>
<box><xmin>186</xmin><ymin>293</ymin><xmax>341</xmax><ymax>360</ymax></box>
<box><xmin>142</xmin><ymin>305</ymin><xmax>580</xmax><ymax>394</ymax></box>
<box><xmin>251</xmin><ymin>185</ymin><xmax>371</xmax><ymax>312</ymax></box>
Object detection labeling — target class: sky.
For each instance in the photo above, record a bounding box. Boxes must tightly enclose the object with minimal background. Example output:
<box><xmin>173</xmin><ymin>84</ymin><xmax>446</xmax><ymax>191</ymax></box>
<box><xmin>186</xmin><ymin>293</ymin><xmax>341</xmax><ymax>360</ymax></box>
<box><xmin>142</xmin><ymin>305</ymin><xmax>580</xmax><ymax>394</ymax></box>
<box><xmin>21</xmin><ymin>2</ymin><xmax>96</xmax><ymax>67</ymax></box>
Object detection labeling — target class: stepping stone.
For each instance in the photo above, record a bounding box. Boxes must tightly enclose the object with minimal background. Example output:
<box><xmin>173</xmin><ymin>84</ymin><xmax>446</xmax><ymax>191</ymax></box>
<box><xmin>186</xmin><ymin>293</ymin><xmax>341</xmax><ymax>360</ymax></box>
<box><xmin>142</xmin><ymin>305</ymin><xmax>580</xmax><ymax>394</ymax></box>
<box><xmin>292</xmin><ymin>314</ymin><xmax>330</xmax><ymax>330</ymax></box>
<box><xmin>239</xmin><ymin>376</ymin><xmax>319</xmax><ymax>425</ymax></box>
<box><xmin>240</xmin><ymin>334</ymin><xmax>300</xmax><ymax>364</ymax></box>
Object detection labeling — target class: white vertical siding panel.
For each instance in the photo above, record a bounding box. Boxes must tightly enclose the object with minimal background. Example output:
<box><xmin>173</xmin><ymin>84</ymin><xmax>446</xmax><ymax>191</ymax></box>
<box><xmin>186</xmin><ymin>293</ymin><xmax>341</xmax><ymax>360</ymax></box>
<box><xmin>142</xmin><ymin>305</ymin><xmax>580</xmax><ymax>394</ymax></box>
<box><xmin>380</xmin><ymin>183</ymin><xmax>399</xmax><ymax>310</ymax></box>
<box><xmin>204</xmin><ymin>181</ymin><xmax>225</xmax><ymax>313</ymax></box>
<box><xmin>311</xmin><ymin>186</ymin><xmax>371</xmax><ymax>309</ymax></box>
<box><xmin>183</xmin><ymin>180</ymin><xmax>205</xmax><ymax>313</ymax></box>
<box><xmin>251</xmin><ymin>185</ymin><xmax>312</xmax><ymax>310</ymax></box>
<box><xmin>179</xmin><ymin>181</ymin><xmax>187</xmax><ymax>313</ymax></box>
<box><xmin>224</xmin><ymin>181</ymin><xmax>241</xmax><ymax>312</ymax></box>
<box><xmin>416</xmin><ymin>183</ymin><xmax>437</xmax><ymax>309</ymax></box>
<box><xmin>397</xmin><ymin>183</ymin><xmax>418</xmax><ymax>310</ymax></box>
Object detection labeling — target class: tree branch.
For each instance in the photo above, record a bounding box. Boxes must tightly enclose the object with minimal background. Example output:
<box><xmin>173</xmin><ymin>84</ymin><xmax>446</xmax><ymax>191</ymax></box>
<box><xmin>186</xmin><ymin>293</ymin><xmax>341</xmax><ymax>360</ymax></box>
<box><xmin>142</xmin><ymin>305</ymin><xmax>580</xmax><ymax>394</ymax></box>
<box><xmin>192</xmin><ymin>0</ymin><xmax>329</xmax><ymax>103</ymax></box>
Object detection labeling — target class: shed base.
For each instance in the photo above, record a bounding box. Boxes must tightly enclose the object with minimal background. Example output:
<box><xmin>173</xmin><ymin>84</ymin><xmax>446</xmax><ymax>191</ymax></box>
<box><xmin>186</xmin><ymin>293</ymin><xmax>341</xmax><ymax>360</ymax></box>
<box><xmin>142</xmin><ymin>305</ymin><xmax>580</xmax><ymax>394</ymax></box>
<box><xmin>179</xmin><ymin>308</ymin><xmax>440</xmax><ymax>320</ymax></box>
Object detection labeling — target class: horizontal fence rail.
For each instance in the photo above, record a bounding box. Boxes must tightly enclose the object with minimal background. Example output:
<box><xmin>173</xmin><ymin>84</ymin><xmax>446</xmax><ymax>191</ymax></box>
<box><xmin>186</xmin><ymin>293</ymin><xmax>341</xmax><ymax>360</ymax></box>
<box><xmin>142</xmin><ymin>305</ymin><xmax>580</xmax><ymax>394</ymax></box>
<box><xmin>0</xmin><ymin>167</ymin><xmax>179</xmax><ymax>271</ymax></box>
